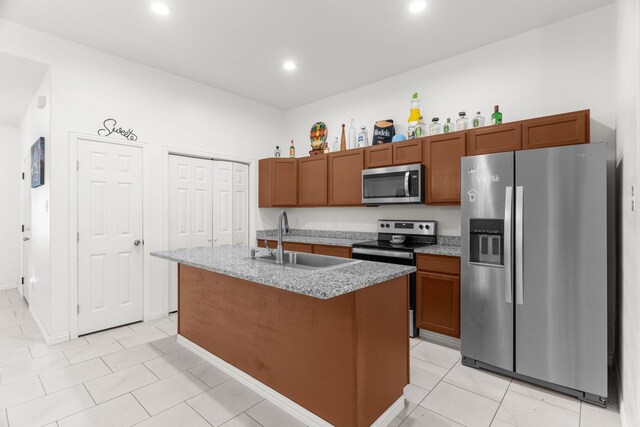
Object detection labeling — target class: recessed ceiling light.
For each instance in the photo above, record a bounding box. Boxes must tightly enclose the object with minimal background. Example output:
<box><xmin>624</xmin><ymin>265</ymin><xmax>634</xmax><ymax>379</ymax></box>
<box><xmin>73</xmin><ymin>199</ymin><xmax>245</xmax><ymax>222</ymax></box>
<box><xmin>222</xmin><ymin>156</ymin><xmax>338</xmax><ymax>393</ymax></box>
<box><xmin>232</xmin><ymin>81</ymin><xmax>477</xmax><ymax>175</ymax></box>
<box><xmin>283</xmin><ymin>61</ymin><xmax>297</xmax><ymax>71</ymax></box>
<box><xmin>151</xmin><ymin>2</ymin><xmax>172</xmax><ymax>16</ymax></box>
<box><xmin>409</xmin><ymin>0</ymin><xmax>427</xmax><ymax>13</ymax></box>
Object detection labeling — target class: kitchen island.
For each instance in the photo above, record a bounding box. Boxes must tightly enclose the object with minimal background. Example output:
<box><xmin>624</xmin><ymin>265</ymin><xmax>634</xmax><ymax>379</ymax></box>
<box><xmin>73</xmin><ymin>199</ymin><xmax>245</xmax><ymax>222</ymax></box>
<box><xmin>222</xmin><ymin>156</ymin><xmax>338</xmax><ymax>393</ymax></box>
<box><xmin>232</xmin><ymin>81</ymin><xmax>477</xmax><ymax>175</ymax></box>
<box><xmin>152</xmin><ymin>245</ymin><xmax>415</xmax><ymax>427</ymax></box>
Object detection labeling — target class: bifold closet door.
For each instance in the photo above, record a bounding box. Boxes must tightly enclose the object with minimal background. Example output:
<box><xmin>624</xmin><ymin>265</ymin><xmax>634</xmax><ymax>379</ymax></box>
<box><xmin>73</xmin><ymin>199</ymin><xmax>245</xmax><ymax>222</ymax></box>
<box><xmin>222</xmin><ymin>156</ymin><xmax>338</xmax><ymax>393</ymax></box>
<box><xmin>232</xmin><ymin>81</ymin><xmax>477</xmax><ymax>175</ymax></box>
<box><xmin>232</xmin><ymin>162</ymin><xmax>249</xmax><ymax>246</ymax></box>
<box><xmin>168</xmin><ymin>155</ymin><xmax>213</xmax><ymax>312</ymax></box>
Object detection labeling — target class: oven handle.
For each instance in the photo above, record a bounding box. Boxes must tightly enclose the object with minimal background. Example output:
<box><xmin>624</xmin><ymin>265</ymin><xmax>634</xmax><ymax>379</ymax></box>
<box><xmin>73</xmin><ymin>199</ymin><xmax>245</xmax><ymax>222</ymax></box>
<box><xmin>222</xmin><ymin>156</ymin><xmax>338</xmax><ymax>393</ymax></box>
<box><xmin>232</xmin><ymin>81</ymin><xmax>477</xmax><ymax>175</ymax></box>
<box><xmin>352</xmin><ymin>247</ymin><xmax>414</xmax><ymax>259</ymax></box>
<box><xmin>404</xmin><ymin>171</ymin><xmax>410</xmax><ymax>197</ymax></box>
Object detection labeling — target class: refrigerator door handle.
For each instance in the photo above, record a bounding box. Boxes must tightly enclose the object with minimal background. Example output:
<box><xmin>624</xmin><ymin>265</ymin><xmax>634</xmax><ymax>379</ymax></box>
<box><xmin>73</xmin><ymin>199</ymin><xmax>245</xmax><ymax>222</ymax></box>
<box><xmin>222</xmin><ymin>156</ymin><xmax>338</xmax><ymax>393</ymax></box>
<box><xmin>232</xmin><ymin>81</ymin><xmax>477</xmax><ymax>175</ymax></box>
<box><xmin>515</xmin><ymin>186</ymin><xmax>524</xmax><ymax>305</ymax></box>
<box><xmin>504</xmin><ymin>186</ymin><xmax>513</xmax><ymax>304</ymax></box>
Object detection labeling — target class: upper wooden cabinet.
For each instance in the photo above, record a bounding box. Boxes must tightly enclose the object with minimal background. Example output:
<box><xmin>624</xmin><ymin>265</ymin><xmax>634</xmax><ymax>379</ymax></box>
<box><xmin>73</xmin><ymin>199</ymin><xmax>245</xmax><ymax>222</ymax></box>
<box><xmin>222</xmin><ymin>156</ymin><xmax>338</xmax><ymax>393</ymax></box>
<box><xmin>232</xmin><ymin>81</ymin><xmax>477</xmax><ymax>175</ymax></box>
<box><xmin>298</xmin><ymin>156</ymin><xmax>328</xmax><ymax>206</ymax></box>
<box><xmin>329</xmin><ymin>149</ymin><xmax>364</xmax><ymax>206</ymax></box>
<box><xmin>365</xmin><ymin>144</ymin><xmax>393</xmax><ymax>168</ymax></box>
<box><xmin>467</xmin><ymin>123</ymin><xmax>522</xmax><ymax>156</ymax></box>
<box><xmin>522</xmin><ymin>110</ymin><xmax>589</xmax><ymax>150</ymax></box>
<box><xmin>259</xmin><ymin>158</ymin><xmax>298</xmax><ymax>207</ymax></box>
<box><xmin>424</xmin><ymin>133</ymin><xmax>466</xmax><ymax>205</ymax></box>
<box><xmin>392</xmin><ymin>139</ymin><xmax>423</xmax><ymax>165</ymax></box>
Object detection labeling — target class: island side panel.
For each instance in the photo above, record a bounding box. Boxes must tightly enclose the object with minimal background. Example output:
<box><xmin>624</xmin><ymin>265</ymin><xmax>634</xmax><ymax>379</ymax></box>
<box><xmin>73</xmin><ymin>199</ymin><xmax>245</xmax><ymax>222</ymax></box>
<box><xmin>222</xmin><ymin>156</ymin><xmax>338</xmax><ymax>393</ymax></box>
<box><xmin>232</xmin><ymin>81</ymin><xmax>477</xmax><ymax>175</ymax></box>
<box><xmin>178</xmin><ymin>264</ymin><xmax>358</xmax><ymax>426</ymax></box>
<box><xmin>355</xmin><ymin>275</ymin><xmax>410</xmax><ymax>427</ymax></box>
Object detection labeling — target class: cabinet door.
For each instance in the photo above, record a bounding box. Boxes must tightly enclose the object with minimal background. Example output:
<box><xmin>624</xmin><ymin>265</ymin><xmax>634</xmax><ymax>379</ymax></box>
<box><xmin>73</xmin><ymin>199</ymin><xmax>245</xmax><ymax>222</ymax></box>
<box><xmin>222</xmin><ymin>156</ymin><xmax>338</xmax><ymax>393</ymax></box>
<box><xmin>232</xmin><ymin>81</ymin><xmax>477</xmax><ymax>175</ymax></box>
<box><xmin>256</xmin><ymin>239</ymin><xmax>277</xmax><ymax>248</ymax></box>
<box><xmin>329</xmin><ymin>149</ymin><xmax>365</xmax><ymax>206</ymax></box>
<box><xmin>298</xmin><ymin>156</ymin><xmax>328</xmax><ymax>206</ymax></box>
<box><xmin>416</xmin><ymin>272</ymin><xmax>460</xmax><ymax>338</ymax></box>
<box><xmin>365</xmin><ymin>145</ymin><xmax>393</xmax><ymax>169</ymax></box>
<box><xmin>393</xmin><ymin>139</ymin><xmax>423</xmax><ymax>165</ymax></box>
<box><xmin>271</xmin><ymin>159</ymin><xmax>298</xmax><ymax>206</ymax></box>
<box><xmin>468</xmin><ymin>123</ymin><xmax>522</xmax><ymax>155</ymax></box>
<box><xmin>522</xmin><ymin>110</ymin><xmax>589</xmax><ymax>150</ymax></box>
<box><xmin>424</xmin><ymin>133</ymin><xmax>466</xmax><ymax>205</ymax></box>
<box><xmin>312</xmin><ymin>244</ymin><xmax>351</xmax><ymax>258</ymax></box>
<box><xmin>282</xmin><ymin>242</ymin><xmax>313</xmax><ymax>253</ymax></box>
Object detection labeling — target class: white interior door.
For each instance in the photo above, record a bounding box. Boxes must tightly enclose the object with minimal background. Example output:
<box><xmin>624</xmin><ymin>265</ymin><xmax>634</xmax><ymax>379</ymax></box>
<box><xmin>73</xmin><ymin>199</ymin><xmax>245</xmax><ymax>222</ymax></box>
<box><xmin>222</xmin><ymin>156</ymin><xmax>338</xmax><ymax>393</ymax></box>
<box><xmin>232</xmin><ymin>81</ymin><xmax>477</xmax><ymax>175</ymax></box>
<box><xmin>232</xmin><ymin>163</ymin><xmax>249</xmax><ymax>246</ymax></box>
<box><xmin>213</xmin><ymin>161</ymin><xmax>233</xmax><ymax>246</ymax></box>
<box><xmin>77</xmin><ymin>140</ymin><xmax>144</xmax><ymax>335</ymax></box>
<box><xmin>21</xmin><ymin>156</ymin><xmax>31</xmax><ymax>302</ymax></box>
<box><xmin>168</xmin><ymin>155</ymin><xmax>213</xmax><ymax>312</ymax></box>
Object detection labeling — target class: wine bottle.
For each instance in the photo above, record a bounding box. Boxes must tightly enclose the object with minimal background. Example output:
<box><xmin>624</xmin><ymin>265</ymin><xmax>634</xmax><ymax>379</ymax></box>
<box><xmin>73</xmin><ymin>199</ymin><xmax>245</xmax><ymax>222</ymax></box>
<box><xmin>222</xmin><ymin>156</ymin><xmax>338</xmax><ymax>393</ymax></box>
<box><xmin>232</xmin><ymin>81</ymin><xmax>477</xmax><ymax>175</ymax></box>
<box><xmin>491</xmin><ymin>105</ymin><xmax>503</xmax><ymax>125</ymax></box>
<box><xmin>340</xmin><ymin>124</ymin><xmax>347</xmax><ymax>151</ymax></box>
<box><xmin>289</xmin><ymin>140</ymin><xmax>295</xmax><ymax>158</ymax></box>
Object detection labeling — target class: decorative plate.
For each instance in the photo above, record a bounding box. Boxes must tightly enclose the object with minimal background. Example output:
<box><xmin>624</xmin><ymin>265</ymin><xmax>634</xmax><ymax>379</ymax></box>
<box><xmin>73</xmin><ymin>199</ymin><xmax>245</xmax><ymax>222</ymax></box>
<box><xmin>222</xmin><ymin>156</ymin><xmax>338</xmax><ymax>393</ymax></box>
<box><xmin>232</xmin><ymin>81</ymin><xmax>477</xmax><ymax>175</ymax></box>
<box><xmin>309</xmin><ymin>122</ymin><xmax>327</xmax><ymax>150</ymax></box>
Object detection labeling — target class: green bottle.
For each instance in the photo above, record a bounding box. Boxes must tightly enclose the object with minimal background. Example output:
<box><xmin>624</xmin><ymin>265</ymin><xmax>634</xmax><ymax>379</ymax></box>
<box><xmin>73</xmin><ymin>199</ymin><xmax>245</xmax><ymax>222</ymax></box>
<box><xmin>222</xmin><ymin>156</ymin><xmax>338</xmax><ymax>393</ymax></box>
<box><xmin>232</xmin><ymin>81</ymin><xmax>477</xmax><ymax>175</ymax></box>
<box><xmin>491</xmin><ymin>105</ymin><xmax>503</xmax><ymax>125</ymax></box>
<box><xmin>443</xmin><ymin>118</ymin><xmax>453</xmax><ymax>133</ymax></box>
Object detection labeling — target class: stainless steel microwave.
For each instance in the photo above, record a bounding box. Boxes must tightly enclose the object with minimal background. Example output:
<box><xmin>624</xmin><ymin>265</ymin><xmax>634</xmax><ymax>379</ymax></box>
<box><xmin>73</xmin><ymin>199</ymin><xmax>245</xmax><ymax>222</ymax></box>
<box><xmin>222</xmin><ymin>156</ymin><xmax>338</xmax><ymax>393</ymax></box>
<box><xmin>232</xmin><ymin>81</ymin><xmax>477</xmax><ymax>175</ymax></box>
<box><xmin>362</xmin><ymin>163</ymin><xmax>424</xmax><ymax>205</ymax></box>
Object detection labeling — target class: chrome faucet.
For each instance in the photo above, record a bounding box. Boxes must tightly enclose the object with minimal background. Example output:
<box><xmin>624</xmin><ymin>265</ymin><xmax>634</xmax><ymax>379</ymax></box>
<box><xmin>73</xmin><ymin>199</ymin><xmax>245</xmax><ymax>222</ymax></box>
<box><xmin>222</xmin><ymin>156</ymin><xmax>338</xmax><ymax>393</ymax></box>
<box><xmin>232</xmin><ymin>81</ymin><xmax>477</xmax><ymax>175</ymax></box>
<box><xmin>276</xmin><ymin>209</ymin><xmax>289</xmax><ymax>264</ymax></box>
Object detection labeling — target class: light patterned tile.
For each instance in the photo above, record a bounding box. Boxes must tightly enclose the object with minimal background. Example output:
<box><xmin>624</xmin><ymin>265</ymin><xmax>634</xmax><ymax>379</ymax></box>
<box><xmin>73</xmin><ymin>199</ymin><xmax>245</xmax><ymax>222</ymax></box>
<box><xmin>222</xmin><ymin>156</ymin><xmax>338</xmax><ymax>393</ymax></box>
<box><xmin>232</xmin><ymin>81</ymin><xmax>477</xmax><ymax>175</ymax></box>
<box><xmin>135</xmin><ymin>402</ymin><xmax>210</xmax><ymax>427</ymax></box>
<box><xmin>398</xmin><ymin>384</ymin><xmax>430</xmax><ymax>420</ymax></box>
<box><xmin>39</xmin><ymin>358</ymin><xmax>111</xmax><ymax>394</ymax></box>
<box><xmin>19</xmin><ymin>322</ymin><xmax>39</xmax><ymax>335</ymax></box>
<box><xmin>117</xmin><ymin>328</ymin><xmax>168</xmax><ymax>349</ymax></box>
<box><xmin>129</xmin><ymin>319</ymin><xmax>175</xmax><ymax>333</ymax></box>
<box><xmin>133</xmin><ymin>371</ymin><xmax>209</xmax><ymax>416</ymax></box>
<box><xmin>580</xmin><ymin>402</ymin><xmax>620</xmax><ymax>427</ymax></box>
<box><xmin>495</xmin><ymin>390</ymin><xmax>579</xmax><ymax>427</ymax></box>
<box><xmin>144</xmin><ymin>348</ymin><xmax>203</xmax><ymax>379</ymax></box>
<box><xmin>246</xmin><ymin>399</ymin><xmax>305</xmax><ymax>427</ymax></box>
<box><xmin>168</xmin><ymin>312</ymin><xmax>177</xmax><ymax>322</ymax></box>
<box><xmin>0</xmin><ymin>352</ymin><xmax>69</xmax><ymax>385</ymax></box>
<box><xmin>410</xmin><ymin>357</ymin><xmax>448</xmax><ymax>391</ymax></box>
<box><xmin>0</xmin><ymin>409</ymin><xmax>6</xmax><ymax>427</ymax></box>
<box><xmin>490</xmin><ymin>419</ymin><xmax>515</xmax><ymax>427</ymax></box>
<box><xmin>0</xmin><ymin>327</ymin><xmax>23</xmax><ymax>338</ymax></box>
<box><xmin>0</xmin><ymin>376</ymin><xmax>45</xmax><ymax>411</ymax></box>
<box><xmin>0</xmin><ymin>347</ymin><xmax>31</xmax><ymax>368</ymax></box>
<box><xmin>58</xmin><ymin>393</ymin><xmax>149</xmax><ymax>427</ymax></box>
<box><xmin>63</xmin><ymin>338</ymin><xmax>124</xmax><ymax>365</ymax></box>
<box><xmin>411</xmin><ymin>341</ymin><xmax>460</xmax><ymax>370</ymax></box>
<box><xmin>84</xmin><ymin>364</ymin><xmax>158</xmax><ymax>404</ymax></box>
<box><xmin>188</xmin><ymin>363</ymin><xmax>231</xmax><ymax>388</ymax></box>
<box><xmin>29</xmin><ymin>337</ymin><xmax>88</xmax><ymax>359</ymax></box>
<box><xmin>187</xmin><ymin>380</ymin><xmax>263</xmax><ymax>426</ymax></box>
<box><xmin>83</xmin><ymin>326</ymin><xmax>136</xmax><ymax>344</ymax></box>
<box><xmin>220</xmin><ymin>413</ymin><xmax>261</xmax><ymax>427</ymax></box>
<box><xmin>509</xmin><ymin>380</ymin><xmax>580</xmax><ymax>412</ymax></box>
<box><xmin>443</xmin><ymin>362</ymin><xmax>511</xmax><ymax>402</ymax></box>
<box><xmin>101</xmin><ymin>343</ymin><xmax>163</xmax><ymax>371</ymax></box>
<box><xmin>402</xmin><ymin>405</ymin><xmax>465</xmax><ymax>426</ymax></box>
<box><xmin>0</xmin><ymin>332</ymin><xmax>44</xmax><ymax>353</ymax></box>
<box><xmin>150</xmin><ymin>336</ymin><xmax>183</xmax><ymax>355</ymax></box>
<box><xmin>6</xmin><ymin>384</ymin><xmax>94</xmax><ymax>427</ymax></box>
<box><xmin>409</xmin><ymin>337</ymin><xmax>423</xmax><ymax>349</ymax></box>
<box><xmin>420</xmin><ymin>382</ymin><xmax>499</xmax><ymax>427</ymax></box>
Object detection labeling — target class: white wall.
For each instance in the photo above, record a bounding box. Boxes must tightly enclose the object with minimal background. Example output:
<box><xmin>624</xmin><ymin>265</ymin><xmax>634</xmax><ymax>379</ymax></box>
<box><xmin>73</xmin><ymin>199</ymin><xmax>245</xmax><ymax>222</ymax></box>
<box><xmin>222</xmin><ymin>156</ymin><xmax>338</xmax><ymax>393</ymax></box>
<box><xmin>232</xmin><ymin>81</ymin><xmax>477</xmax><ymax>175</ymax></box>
<box><xmin>18</xmin><ymin>70</ymin><xmax>51</xmax><ymax>334</ymax></box>
<box><xmin>0</xmin><ymin>20</ymin><xmax>286</xmax><ymax>339</ymax></box>
<box><xmin>615</xmin><ymin>0</ymin><xmax>640</xmax><ymax>425</ymax></box>
<box><xmin>0</xmin><ymin>124</ymin><xmax>21</xmax><ymax>287</ymax></box>
<box><xmin>263</xmin><ymin>5</ymin><xmax>616</xmax><ymax>236</ymax></box>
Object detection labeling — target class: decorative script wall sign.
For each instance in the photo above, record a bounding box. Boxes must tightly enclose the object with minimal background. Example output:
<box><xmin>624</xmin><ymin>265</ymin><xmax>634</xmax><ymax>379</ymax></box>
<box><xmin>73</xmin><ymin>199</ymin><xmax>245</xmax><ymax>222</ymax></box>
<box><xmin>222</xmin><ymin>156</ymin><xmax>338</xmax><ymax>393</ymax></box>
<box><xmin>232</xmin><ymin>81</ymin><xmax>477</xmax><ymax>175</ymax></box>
<box><xmin>97</xmin><ymin>118</ymin><xmax>138</xmax><ymax>141</ymax></box>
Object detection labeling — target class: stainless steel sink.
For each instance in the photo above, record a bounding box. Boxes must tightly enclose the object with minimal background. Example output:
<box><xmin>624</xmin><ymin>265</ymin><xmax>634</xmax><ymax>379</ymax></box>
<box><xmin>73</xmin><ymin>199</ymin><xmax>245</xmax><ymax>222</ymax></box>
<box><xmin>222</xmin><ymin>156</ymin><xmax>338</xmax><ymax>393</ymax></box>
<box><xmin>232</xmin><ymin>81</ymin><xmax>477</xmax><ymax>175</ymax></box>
<box><xmin>253</xmin><ymin>252</ymin><xmax>360</xmax><ymax>270</ymax></box>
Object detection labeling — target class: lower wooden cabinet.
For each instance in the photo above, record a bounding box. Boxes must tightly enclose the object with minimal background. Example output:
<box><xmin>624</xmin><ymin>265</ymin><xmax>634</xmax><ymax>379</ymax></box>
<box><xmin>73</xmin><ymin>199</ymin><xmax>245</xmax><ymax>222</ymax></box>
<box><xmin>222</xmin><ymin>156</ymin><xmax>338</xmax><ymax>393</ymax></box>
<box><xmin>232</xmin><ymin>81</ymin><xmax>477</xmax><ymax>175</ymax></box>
<box><xmin>416</xmin><ymin>254</ymin><xmax>461</xmax><ymax>338</ymax></box>
<box><xmin>282</xmin><ymin>242</ymin><xmax>313</xmax><ymax>253</ymax></box>
<box><xmin>312</xmin><ymin>244</ymin><xmax>351</xmax><ymax>258</ymax></box>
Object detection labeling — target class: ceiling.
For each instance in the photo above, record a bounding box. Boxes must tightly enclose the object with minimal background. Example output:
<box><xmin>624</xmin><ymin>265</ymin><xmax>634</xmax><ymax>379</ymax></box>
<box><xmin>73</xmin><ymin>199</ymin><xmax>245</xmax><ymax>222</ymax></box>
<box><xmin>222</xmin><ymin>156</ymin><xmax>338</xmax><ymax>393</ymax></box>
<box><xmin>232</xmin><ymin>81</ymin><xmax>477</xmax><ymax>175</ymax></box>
<box><xmin>0</xmin><ymin>0</ymin><xmax>612</xmax><ymax>110</ymax></box>
<box><xmin>0</xmin><ymin>52</ymin><xmax>48</xmax><ymax>126</ymax></box>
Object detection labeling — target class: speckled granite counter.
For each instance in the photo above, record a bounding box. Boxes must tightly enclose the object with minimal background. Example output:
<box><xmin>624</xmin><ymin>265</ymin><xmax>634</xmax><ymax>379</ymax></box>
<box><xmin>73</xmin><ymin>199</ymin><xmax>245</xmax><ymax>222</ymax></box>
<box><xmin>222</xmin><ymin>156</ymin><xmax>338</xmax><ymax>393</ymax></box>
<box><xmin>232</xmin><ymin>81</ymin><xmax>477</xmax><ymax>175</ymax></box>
<box><xmin>151</xmin><ymin>245</ymin><xmax>415</xmax><ymax>299</ymax></box>
<box><xmin>414</xmin><ymin>245</ymin><xmax>462</xmax><ymax>257</ymax></box>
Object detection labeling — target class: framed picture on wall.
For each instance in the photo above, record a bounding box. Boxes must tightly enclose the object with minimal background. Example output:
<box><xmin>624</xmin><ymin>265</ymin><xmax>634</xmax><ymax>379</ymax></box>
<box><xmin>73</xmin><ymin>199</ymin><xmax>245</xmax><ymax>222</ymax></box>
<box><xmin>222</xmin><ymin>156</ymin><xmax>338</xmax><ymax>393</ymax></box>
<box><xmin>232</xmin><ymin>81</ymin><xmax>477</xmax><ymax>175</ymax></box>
<box><xmin>31</xmin><ymin>137</ymin><xmax>45</xmax><ymax>188</ymax></box>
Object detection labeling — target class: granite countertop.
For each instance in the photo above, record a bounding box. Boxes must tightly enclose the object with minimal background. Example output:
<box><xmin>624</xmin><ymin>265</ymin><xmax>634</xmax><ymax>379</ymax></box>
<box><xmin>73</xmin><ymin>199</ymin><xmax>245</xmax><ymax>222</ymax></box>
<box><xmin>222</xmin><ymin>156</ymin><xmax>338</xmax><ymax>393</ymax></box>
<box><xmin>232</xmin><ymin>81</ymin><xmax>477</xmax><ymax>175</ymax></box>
<box><xmin>151</xmin><ymin>245</ymin><xmax>415</xmax><ymax>300</ymax></box>
<box><xmin>414</xmin><ymin>245</ymin><xmax>462</xmax><ymax>257</ymax></box>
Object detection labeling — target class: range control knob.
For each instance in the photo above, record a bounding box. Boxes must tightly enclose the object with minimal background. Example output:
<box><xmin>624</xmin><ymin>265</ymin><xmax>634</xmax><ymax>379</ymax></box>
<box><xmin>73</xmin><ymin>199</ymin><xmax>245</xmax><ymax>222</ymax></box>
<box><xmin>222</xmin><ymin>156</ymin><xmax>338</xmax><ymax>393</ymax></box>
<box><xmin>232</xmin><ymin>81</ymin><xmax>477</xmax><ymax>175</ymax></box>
<box><xmin>380</xmin><ymin>223</ymin><xmax>385</xmax><ymax>228</ymax></box>
<box><xmin>424</xmin><ymin>224</ymin><xmax>430</xmax><ymax>230</ymax></box>
<box><xmin>385</xmin><ymin>223</ymin><xmax>390</xmax><ymax>228</ymax></box>
<box><xmin>419</xmin><ymin>225</ymin><xmax>424</xmax><ymax>230</ymax></box>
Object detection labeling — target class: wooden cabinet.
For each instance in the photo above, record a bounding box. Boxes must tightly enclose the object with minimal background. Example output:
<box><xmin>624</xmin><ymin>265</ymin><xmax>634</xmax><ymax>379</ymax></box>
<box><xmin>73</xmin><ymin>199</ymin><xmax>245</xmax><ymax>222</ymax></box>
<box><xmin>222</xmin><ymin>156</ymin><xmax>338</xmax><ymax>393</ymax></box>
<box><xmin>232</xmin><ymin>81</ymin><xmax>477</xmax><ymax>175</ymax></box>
<box><xmin>329</xmin><ymin>149</ymin><xmax>364</xmax><ymax>206</ymax></box>
<box><xmin>298</xmin><ymin>156</ymin><xmax>328</xmax><ymax>206</ymax></box>
<box><xmin>365</xmin><ymin>145</ymin><xmax>393</xmax><ymax>168</ymax></box>
<box><xmin>416</xmin><ymin>254</ymin><xmax>460</xmax><ymax>338</ymax></box>
<box><xmin>424</xmin><ymin>133</ymin><xmax>466</xmax><ymax>205</ymax></box>
<box><xmin>522</xmin><ymin>110</ymin><xmax>589</xmax><ymax>150</ymax></box>
<box><xmin>392</xmin><ymin>139</ymin><xmax>423</xmax><ymax>165</ymax></box>
<box><xmin>467</xmin><ymin>123</ymin><xmax>522</xmax><ymax>156</ymax></box>
<box><xmin>256</xmin><ymin>239</ymin><xmax>276</xmax><ymax>249</ymax></box>
<box><xmin>259</xmin><ymin>158</ymin><xmax>297</xmax><ymax>207</ymax></box>
<box><xmin>312</xmin><ymin>244</ymin><xmax>351</xmax><ymax>258</ymax></box>
<box><xmin>282</xmin><ymin>242</ymin><xmax>313</xmax><ymax>253</ymax></box>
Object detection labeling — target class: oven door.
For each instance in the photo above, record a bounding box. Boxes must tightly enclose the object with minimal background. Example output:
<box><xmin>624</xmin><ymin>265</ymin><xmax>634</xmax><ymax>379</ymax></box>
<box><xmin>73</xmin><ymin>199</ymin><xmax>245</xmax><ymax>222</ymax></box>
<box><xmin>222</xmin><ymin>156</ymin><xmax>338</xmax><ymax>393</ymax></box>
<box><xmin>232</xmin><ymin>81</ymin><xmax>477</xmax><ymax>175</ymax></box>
<box><xmin>351</xmin><ymin>247</ymin><xmax>418</xmax><ymax>337</ymax></box>
<box><xmin>362</xmin><ymin>164</ymin><xmax>423</xmax><ymax>205</ymax></box>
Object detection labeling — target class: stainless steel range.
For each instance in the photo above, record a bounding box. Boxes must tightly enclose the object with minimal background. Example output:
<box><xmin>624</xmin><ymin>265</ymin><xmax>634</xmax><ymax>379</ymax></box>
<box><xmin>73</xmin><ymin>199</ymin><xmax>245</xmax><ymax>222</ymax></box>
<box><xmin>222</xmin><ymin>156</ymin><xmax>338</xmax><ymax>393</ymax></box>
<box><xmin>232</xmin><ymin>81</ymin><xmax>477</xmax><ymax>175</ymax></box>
<box><xmin>352</xmin><ymin>219</ymin><xmax>437</xmax><ymax>337</ymax></box>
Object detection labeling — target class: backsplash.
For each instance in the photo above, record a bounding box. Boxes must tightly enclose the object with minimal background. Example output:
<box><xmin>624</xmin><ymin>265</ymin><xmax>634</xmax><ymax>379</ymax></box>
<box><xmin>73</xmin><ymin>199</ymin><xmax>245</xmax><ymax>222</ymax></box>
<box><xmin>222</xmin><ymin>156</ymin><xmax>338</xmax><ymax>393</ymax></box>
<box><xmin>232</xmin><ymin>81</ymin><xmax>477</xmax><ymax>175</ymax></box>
<box><xmin>257</xmin><ymin>229</ymin><xmax>461</xmax><ymax>247</ymax></box>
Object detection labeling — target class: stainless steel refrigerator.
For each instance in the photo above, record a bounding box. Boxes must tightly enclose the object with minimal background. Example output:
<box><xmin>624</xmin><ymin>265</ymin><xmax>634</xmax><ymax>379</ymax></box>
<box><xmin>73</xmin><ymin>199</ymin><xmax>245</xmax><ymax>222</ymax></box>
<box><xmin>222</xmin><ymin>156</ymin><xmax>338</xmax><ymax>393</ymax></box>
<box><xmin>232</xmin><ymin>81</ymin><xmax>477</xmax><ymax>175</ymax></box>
<box><xmin>460</xmin><ymin>143</ymin><xmax>607</xmax><ymax>404</ymax></box>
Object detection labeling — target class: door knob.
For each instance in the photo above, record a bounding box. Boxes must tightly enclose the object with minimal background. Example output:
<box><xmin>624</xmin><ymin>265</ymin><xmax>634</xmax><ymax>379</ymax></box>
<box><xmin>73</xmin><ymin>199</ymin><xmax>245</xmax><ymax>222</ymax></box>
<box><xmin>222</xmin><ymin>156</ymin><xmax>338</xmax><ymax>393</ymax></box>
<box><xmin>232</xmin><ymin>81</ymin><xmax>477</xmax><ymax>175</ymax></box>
<box><xmin>134</xmin><ymin>240</ymin><xmax>143</xmax><ymax>247</ymax></box>
<box><xmin>23</xmin><ymin>237</ymin><xmax>30</xmax><ymax>242</ymax></box>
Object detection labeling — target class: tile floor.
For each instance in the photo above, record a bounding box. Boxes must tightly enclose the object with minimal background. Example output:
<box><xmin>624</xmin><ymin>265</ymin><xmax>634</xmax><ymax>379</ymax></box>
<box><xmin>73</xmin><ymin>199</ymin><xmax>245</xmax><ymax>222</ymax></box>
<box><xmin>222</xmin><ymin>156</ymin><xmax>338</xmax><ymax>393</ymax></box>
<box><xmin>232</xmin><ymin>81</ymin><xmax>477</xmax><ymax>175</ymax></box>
<box><xmin>0</xmin><ymin>288</ymin><xmax>622</xmax><ymax>427</ymax></box>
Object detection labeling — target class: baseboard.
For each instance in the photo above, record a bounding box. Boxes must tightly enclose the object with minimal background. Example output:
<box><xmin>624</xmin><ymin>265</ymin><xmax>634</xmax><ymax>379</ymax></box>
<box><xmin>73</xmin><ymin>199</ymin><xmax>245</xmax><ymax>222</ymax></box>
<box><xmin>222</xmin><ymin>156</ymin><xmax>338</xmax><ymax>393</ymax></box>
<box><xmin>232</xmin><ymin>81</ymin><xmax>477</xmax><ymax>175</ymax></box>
<box><xmin>29</xmin><ymin>305</ymin><xmax>69</xmax><ymax>345</ymax></box>
<box><xmin>419</xmin><ymin>330</ymin><xmax>461</xmax><ymax>351</ymax></box>
<box><xmin>177</xmin><ymin>335</ymin><xmax>403</xmax><ymax>427</ymax></box>
<box><xmin>148</xmin><ymin>311</ymin><xmax>165</xmax><ymax>321</ymax></box>
<box><xmin>0</xmin><ymin>284</ymin><xmax>17</xmax><ymax>291</ymax></box>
